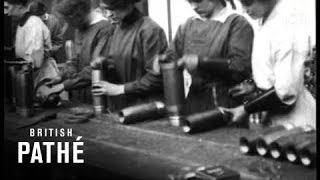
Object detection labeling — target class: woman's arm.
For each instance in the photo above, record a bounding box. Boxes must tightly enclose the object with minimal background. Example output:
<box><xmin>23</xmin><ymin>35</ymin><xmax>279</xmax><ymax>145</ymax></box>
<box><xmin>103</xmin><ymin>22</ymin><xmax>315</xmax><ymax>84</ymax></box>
<box><xmin>124</xmin><ymin>23</ymin><xmax>168</xmax><ymax>94</ymax></box>
<box><xmin>198</xmin><ymin>15</ymin><xmax>254</xmax><ymax>82</ymax></box>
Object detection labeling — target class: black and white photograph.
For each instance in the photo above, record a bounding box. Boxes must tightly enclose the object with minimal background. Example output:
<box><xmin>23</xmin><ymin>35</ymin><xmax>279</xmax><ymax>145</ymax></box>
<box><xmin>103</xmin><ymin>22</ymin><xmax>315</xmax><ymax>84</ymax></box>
<box><xmin>3</xmin><ymin>0</ymin><xmax>317</xmax><ymax>179</ymax></box>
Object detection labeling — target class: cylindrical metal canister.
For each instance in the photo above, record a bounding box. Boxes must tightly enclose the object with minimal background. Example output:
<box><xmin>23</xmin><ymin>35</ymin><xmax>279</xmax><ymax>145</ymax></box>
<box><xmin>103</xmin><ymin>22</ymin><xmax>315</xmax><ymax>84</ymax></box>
<box><xmin>65</xmin><ymin>40</ymin><xmax>75</xmax><ymax>60</ymax></box>
<box><xmin>15</xmin><ymin>69</ymin><xmax>34</xmax><ymax>117</ymax></box>
<box><xmin>5</xmin><ymin>60</ymin><xmax>32</xmax><ymax>110</ymax></box>
<box><xmin>269</xmin><ymin>130</ymin><xmax>315</xmax><ymax>160</ymax></box>
<box><xmin>92</xmin><ymin>69</ymin><xmax>105</xmax><ymax>115</ymax></box>
<box><xmin>239</xmin><ymin>125</ymin><xmax>286</xmax><ymax>155</ymax></box>
<box><xmin>118</xmin><ymin>101</ymin><xmax>165</xmax><ymax>124</ymax></box>
<box><xmin>181</xmin><ymin>108</ymin><xmax>228</xmax><ymax>134</ymax></box>
<box><xmin>255</xmin><ymin>126</ymin><xmax>305</xmax><ymax>157</ymax></box>
<box><xmin>159</xmin><ymin>55</ymin><xmax>186</xmax><ymax>127</ymax></box>
<box><xmin>284</xmin><ymin>131</ymin><xmax>316</xmax><ymax>164</ymax></box>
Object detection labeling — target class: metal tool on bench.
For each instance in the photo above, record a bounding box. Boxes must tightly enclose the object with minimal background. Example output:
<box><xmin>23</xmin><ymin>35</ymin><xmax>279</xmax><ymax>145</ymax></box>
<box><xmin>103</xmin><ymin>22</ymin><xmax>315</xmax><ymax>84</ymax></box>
<box><xmin>159</xmin><ymin>54</ymin><xmax>186</xmax><ymax>127</ymax></box>
<box><xmin>57</xmin><ymin>106</ymin><xmax>94</xmax><ymax>124</ymax></box>
<box><xmin>118</xmin><ymin>101</ymin><xmax>165</xmax><ymax>124</ymax></box>
<box><xmin>178</xmin><ymin>166</ymin><xmax>240</xmax><ymax>180</ymax></box>
<box><xmin>181</xmin><ymin>108</ymin><xmax>229</xmax><ymax>134</ymax></box>
<box><xmin>17</xmin><ymin>109</ymin><xmax>59</xmax><ymax>129</ymax></box>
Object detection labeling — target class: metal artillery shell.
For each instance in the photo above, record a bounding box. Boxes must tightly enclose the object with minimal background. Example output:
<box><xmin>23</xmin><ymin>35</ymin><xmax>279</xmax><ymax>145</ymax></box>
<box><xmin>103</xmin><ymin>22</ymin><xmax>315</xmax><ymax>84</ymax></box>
<box><xmin>298</xmin><ymin>142</ymin><xmax>317</xmax><ymax>167</ymax></box>
<box><xmin>285</xmin><ymin>131</ymin><xmax>316</xmax><ymax>163</ymax></box>
<box><xmin>91</xmin><ymin>69</ymin><xmax>105</xmax><ymax>114</ymax></box>
<box><xmin>159</xmin><ymin>56</ymin><xmax>186</xmax><ymax>127</ymax></box>
<box><xmin>92</xmin><ymin>69</ymin><xmax>103</xmax><ymax>83</ymax></box>
<box><xmin>118</xmin><ymin>101</ymin><xmax>165</xmax><ymax>124</ymax></box>
<box><xmin>255</xmin><ymin>127</ymin><xmax>305</xmax><ymax>157</ymax></box>
<box><xmin>5</xmin><ymin>60</ymin><xmax>33</xmax><ymax>108</ymax></box>
<box><xmin>182</xmin><ymin>108</ymin><xmax>227</xmax><ymax>134</ymax></box>
<box><xmin>269</xmin><ymin>130</ymin><xmax>315</xmax><ymax>160</ymax></box>
<box><xmin>239</xmin><ymin>125</ymin><xmax>286</xmax><ymax>155</ymax></box>
<box><xmin>239</xmin><ymin>135</ymin><xmax>258</xmax><ymax>155</ymax></box>
<box><xmin>65</xmin><ymin>40</ymin><xmax>75</xmax><ymax>60</ymax></box>
<box><xmin>92</xmin><ymin>96</ymin><xmax>105</xmax><ymax>114</ymax></box>
<box><xmin>15</xmin><ymin>70</ymin><xmax>34</xmax><ymax>117</ymax></box>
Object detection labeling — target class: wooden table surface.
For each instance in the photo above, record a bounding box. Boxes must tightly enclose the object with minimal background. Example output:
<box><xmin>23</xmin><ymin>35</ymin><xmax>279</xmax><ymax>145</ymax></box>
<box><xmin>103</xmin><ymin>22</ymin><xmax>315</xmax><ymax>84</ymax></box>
<box><xmin>4</xmin><ymin>103</ymin><xmax>317</xmax><ymax>180</ymax></box>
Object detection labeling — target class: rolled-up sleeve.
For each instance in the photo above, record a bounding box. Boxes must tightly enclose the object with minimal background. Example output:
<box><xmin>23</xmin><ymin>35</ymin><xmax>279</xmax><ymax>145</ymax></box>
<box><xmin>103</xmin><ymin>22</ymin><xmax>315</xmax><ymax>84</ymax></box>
<box><xmin>273</xmin><ymin>34</ymin><xmax>308</xmax><ymax>105</ymax></box>
<box><xmin>124</xmin><ymin>25</ymin><xmax>168</xmax><ymax>94</ymax></box>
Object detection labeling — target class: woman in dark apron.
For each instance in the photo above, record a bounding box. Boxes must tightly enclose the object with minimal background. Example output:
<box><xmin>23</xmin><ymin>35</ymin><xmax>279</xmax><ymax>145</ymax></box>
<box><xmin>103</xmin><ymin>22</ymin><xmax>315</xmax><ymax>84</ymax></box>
<box><xmin>92</xmin><ymin>0</ymin><xmax>168</xmax><ymax>111</ymax></box>
<box><xmin>44</xmin><ymin>0</ymin><xmax>114</xmax><ymax>104</ymax></box>
<box><xmin>155</xmin><ymin>0</ymin><xmax>254</xmax><ymax>114</ymax></box>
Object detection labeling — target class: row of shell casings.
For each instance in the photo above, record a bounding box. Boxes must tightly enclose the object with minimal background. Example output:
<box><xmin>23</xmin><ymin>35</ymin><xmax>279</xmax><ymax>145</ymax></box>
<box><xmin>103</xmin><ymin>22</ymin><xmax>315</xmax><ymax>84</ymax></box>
<box><xmin>89</xmin><ymin>53</ymin><xmax>225</xmax><ymax>129</ymax></box>
<box><xmin>117</xmin><ymin>101</ymin><xmax>227</xmax><ymax>134</ymax></box>
<box><xmin>117</xmin><ymin>55</ymin><xmax>228</xmax><ymax>133</ymax></box>
<box><xmin>239</xmin><ymin>125</ymin><xmax>316</xmax><ymax>167</ymax></box>
<box><xmin>8</xmin><ymin>63</ymin><xmax>34</xmax><ymax>117</ymax></box>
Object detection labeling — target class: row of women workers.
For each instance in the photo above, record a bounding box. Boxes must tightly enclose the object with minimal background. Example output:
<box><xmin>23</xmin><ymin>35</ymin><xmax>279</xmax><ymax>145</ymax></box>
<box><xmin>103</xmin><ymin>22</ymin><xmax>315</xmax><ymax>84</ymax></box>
<box><xmin>44</xmin><ymin>0</ymin><xmax>315</xmax><ymax>130</ymax></box>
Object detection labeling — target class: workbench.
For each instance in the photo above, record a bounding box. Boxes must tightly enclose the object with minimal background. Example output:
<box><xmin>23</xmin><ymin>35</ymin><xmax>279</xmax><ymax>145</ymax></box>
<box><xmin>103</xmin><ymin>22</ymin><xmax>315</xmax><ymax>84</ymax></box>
<box><xmin>4</xmin><ymin>103</ymin><xmax>317</xmax><ymax>180</ymax></box>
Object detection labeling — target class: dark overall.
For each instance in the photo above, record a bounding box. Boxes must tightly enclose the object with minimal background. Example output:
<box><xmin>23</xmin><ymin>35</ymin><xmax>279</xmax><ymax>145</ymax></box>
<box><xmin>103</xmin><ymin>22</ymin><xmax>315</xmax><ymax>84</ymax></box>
<box><xmin>166</xmin><ymin>13</ymin><xmax>254</xmax><ymax>114</ymax></box>
<box><xmin>103</xmin><ymin>8</ymin><xmax>168</xmax><ymax>112</ymax></box>
<box><xmin>62</xmin><ymin>20</ymin><xmax>114</xmax><ymax>104</ymax></box>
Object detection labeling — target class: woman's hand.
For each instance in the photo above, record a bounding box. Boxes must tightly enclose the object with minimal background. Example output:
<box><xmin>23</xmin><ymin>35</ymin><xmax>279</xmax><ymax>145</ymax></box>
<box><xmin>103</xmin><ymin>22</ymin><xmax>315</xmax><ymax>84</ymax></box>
<box><xmin>228</xmin><ymin>81</ymin><xmax>255</xmax><ymax>97</ymax></box>
<box><xmin>37</xmin><ymin>84</ymin><xmax>64</xmax><ymax>100</ymax></box>
<box><xmin>92</xmin><ymin>81</ymin><xmax>125</xmax><ymax>96</ymax></box>
<box><xmin>152</xmin><ymin>55</ymin><xmax>161</xmax><ymax>75</ymax></box>
<box><xmin>177</xmin><ymin>54</ymin><xmax>199</xmax><ymax>73</ymax></box>
<box><xmin>90</xmin><ymin>56</ymin><xmax>105</xmax><ymax>69</ymax></box>
<box><xmin>221</xmin><ymin>105</ymin><xmax>249</xmax><ymax>126</ymax></box>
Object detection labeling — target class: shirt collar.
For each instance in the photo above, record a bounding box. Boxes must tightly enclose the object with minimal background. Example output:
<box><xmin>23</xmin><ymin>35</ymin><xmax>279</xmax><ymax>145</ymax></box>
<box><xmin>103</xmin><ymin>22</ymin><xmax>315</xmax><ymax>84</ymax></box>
<box><xmin>257</xmin><ymin>0</ymin><xmax>283</xmax><ymax>26</ymax></box>
<box><xmin>19</xmin><ymin>11</ymin><xmax>33</xmax><ymax>26</ymax></box>
<box><xmin>120</xmin><ymin>7</ymin><xmax>143</xmax><ymax>27</ymax></box>
<box><xmin>192</xmin><ymin>6</ymin><xmax>236</xmax><ymax>23</ymax></box>
<box><xmin>90</xmin><ymin>9</ymin><xmax>108</xmax><ymax>25</ymax></box>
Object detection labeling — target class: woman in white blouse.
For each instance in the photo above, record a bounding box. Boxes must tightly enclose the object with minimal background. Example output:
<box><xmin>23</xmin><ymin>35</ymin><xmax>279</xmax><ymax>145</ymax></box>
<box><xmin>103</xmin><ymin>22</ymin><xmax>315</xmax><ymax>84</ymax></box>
<box><xmin>7</xmin><ymin>0</ymin><xmax>51</xmax><ymax>69</ymax></box>
<box><xmin>222</xmin><ymin>0</ymin><xmax>316</xmax><ymax>130</ymax></box>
